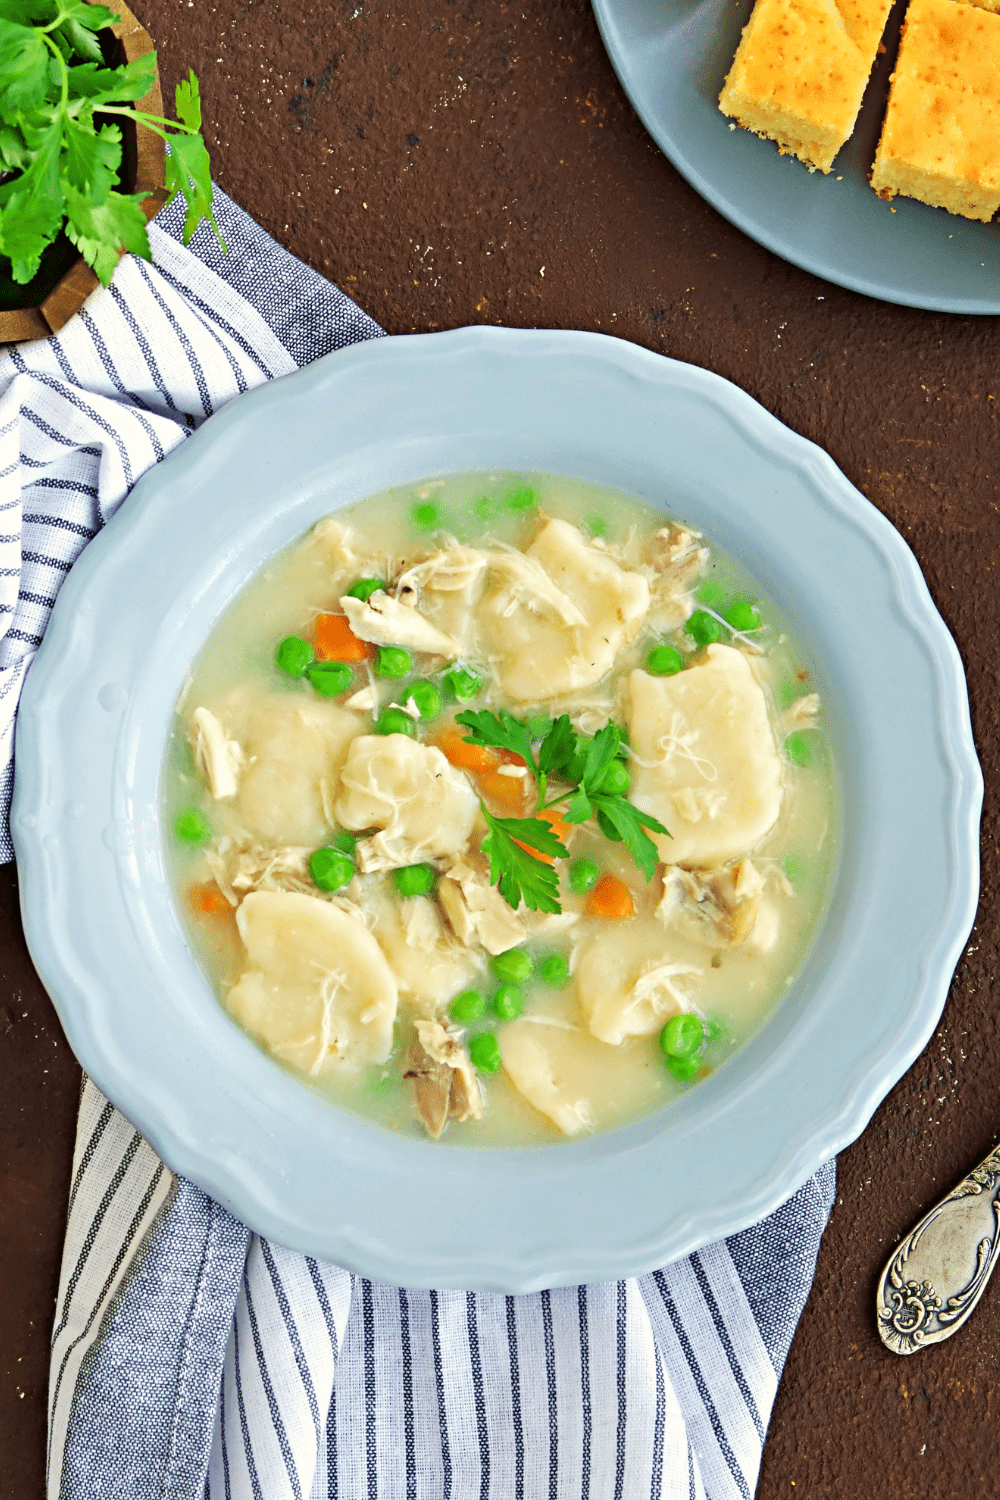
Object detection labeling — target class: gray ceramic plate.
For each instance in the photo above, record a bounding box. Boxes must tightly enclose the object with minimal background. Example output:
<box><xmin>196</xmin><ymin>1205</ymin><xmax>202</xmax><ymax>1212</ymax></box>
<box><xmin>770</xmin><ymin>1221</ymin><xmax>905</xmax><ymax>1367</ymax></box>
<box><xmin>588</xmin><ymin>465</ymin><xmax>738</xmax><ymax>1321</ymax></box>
<box><xmin>592</xmin><ymin>0</ymin><xmax>1000</xmax><ymax>313</ymax></box>
<box><xmin>13</xmin><ymin>327</ymin><xmax>982</xmax><ymax>1290</ymax></box>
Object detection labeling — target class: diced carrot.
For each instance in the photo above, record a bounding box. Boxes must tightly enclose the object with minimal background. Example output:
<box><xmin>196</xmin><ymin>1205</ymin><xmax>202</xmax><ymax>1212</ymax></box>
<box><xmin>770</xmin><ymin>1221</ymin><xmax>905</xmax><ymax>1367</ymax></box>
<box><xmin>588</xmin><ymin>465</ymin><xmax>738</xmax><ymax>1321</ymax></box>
<box><xmin>479</xmin><ymin>768</ymin><xmax>530</xmax><ymax>816</ymax></box>
<box><xmin>314</xmin><ymin>612</ymin><xmax>374</xmax><ymax>662</ymax></box>
<box><xmin>511</xmin><ymin>807</ymin><xmax>573</xmax><ymax>863</ymax></box>
<box><xmin>585</xmin><ymin>873</ymin><xmax>635</xmax><ymax>920</ymax></box>
<box><xmin>435</xmin><ymin>725</ymin><xmax>502</xmax><ymax>774</ymax></box>
<box><xmin>191</xmin><ymin>882</ymin><xmax>232</xmax><ymax>915</ymax></box>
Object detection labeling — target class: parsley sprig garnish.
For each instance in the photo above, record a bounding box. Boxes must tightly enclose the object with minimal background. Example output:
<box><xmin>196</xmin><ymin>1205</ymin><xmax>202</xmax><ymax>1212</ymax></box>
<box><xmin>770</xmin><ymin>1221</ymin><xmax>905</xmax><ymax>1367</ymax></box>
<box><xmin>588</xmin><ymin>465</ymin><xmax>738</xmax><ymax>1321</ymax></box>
<box><xmin>455</xmin><ymin>709</ymin><xmax>670</xmax><ymax>913</ymax></box>
<box><xmin>0</xmin><ymin>0</ymin><xmax>223</xmax><ymax>288</ymax></box>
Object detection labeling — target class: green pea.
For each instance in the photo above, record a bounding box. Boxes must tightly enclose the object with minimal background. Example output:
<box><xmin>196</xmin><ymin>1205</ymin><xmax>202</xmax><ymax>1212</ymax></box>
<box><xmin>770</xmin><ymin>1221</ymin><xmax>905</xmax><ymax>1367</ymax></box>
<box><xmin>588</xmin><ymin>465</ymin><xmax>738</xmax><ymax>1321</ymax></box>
<box><xmin>347</xmin><ymin>577</ymin><xmax>386</xmax><ymax>602</ymax></box>
<box><xmin>307</xmin><ymin>660</ymin><xmax>353</xmax><ymax>696</ymax></box>
<box><xmin>507</xmin><ymin>485</ymin><xmax>537</xmax><ymax>512</ymax></box>
<box><xmin>409</xmin><ymin>681</ymin><xmax>443</xmax><ymax>719</ymax></box>
<box><xmin>778</xmin><ymin>678</ymin><xmax>807</xmax><ymax>709</ymax></box>
<box><xmin>587</xmin><ymin>515</ymin><xmax>610</xmax><ymax>538</ymax></box>
<box><xmin>539</xmin><ymin>952</ymin><xmax>569</xmax><ymax>986</ymax></box>
<box><xmin>331</xmin><ymin>829</ymin><xmax>357</xmax><ymax>855</ymax></box>
<box><xmin>310</xmin><ymin>846</ymin><xmax>354</xmax><ymax>892</ymax></box>
<box><xmin>450</xmin><ymin>989</ymin><xmax>486</xmax><ymax>1023</ymax></box>
<box><xmin>490</xmin><ymin>948</ymin><xmax>533</xmax><ymax>984</ymax></box>
<box><xmin>726</xmin><ymin>600</ymin><xmax>760</xmax><ymax>632</ymax></box>
<box><xmin>785</xmin><ymin>731</ymin><xmax>813</xmax><ymax>768</ymax></box>
<box><xmin>474</xmin><ymin>496</ymin><xmax>497</xmax><ymax>520</ymax></box>
<box><xmin>492</xmin><ymin>984</ymin><xmax>523</xmax><ymax>1020</ymax></box>
<box><xmin>469</xmin><ymin>1032</ymin><xmax>502</xmax><ymax>1074</ymax></box>
<box><xmin>275</xmin><ymin>634</ymin><xmax>315</xmax><ymax>677</ymax></box>
<box><xmin>376</xmin><ymin>707</ymin><xmax>416</xmax><ymax>737</ymax></box>
<box><xmin>412</xmin><ymin>501</ymin><xmax>441</xmax><ymax>530</ymax></box>
<box><xmin>175</xmin><ymin>808</ymin><xmax>211</xmax><ymax>845</ymax></box>
<box><xmin>685</xmin><ymin>610</ymin><xmax>724</xmax><ymax>648</ymax></box>
<box><xmin>705</xmin><ymin>1019</ymin><xmax>725</xmax><ymax>1045</ymax></box>
<box><xmin>569</xmin><ymin>859</ymin><xmax>600</xmax><ymax>894</ymax></box>
<box><xmin>667</xmin><ymin>1053</ymin><xmax>701</xmax><ymax>1082</ymax></box>
<box><xmin>647</xmin><ymin>644</ymin><xmax>684</xmax><ymax>677</ymax></box>
<box><xmin>596</xmin><ymin>760</ymin><xmax>630</xmax><ymax>796</ymax></box>
<box><xmin>783</xmin><ymin>853</ymin><xmax>807</xmax><ymax>884</ymax></box>
<box><xmin>376</xmin><ymin>646</ymin><xmax>413</xmax><ymax>679</ymax></box>
<box><xmin>696</xmin><ymin>580</ymin><xmax>727</xmax><ymax>609</ymax></box>
<box><xmin>660</xmin><ymin>1013</ymin><xmax>705</xmax><ymax>1058</ymax></box>
<box><xmin>443</xmin><ymin>664</ymin><xmax>482</xmax><ymax>701</ymax></box>
<box><xmin>394</xmin><ymin>863</ymin><xmax>436</xmax><ymax>897</ymax></box>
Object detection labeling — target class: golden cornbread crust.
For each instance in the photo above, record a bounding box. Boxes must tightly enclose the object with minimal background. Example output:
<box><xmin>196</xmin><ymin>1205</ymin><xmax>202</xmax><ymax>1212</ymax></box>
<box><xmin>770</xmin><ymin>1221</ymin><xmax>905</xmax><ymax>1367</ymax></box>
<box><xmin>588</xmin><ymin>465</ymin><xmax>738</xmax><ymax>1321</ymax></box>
<box><xmin>871</xmin><ymin>0</ymin><xmax>1000</xmax><ymax>220</ymax></box>
<box><xmin>719</xmin><ymin>0</ymin><xmax>894</xmax><ymax>173</ymax></box>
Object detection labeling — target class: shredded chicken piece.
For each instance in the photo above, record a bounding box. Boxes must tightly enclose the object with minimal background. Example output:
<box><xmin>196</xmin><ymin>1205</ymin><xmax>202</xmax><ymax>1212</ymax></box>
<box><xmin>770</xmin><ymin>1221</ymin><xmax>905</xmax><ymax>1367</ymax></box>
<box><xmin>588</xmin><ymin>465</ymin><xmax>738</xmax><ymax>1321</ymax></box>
<box><xmin>400</xmin><ymin>895</ymin><xmax>443</xmax><ymax>953</ymax></box>
<box><xmin>439</xmin><ymin>856</ymin><xmax>527</xmax><ymax>954</ymax></box>
<box><xmin>656</xmin><ymin>860</ymin><xmax>765</xmax><ymax>948</ymax></box>
<box><xmin>486</xmin><ymin>546</ymin><xmax>588</xmax><ymax>626</ymax></box>
<box><xmin>189</xmin><ymin>706</ymin><xmax>243</xmax><ymax>799</ymax></box>
<box><xmin>203</xmin><ymin>839</ymin><xmax>368</xmax><ymax>924</ymax></box>
<box><xmin>396</xmin><ymin>547</ymin><xmax>488</xmax><ymax>600</ymax></box>
<box><xmin>404</xmin><ymin>1019</ymin><xmax>484</xmax><ymax>1138</ymax></box>
<box><xmin>340</xmin><ymin>591</ymin><xmax>460</xmax><ymax>655</ymax></box>
<box><xmin>782</xmin><ymin>692</ymin><xmax>821</xmax><ymax>729</ymax></box>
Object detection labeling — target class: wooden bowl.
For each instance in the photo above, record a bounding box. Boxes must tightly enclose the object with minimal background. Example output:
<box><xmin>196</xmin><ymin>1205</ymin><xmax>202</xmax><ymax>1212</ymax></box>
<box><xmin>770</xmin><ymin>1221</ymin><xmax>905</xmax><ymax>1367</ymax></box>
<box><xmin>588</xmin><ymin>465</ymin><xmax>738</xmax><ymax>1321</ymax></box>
<box><xmin>0</xmin><ymin>0</ymin><xmax>168</xmax><ymax>345</ymax></box>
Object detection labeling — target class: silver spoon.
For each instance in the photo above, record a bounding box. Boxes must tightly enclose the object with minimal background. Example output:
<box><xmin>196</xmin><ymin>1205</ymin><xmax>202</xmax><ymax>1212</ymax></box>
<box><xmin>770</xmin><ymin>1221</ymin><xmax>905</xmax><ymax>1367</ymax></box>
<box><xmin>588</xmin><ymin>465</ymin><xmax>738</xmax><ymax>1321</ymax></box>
<box><xmin>876</xmin><ymin>1142</ymin><xmax>1000</xmax><ymax>1354</ymax></box>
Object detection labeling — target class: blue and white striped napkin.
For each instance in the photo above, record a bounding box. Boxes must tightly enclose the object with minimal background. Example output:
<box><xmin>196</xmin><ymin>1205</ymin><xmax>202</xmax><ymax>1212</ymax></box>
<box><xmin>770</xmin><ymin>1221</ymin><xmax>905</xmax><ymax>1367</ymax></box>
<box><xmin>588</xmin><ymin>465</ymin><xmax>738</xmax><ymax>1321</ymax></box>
<box><xmin>1</xmin><ymin>188</ymin><xmax>835</xmax><ymax>1500</ymax></box>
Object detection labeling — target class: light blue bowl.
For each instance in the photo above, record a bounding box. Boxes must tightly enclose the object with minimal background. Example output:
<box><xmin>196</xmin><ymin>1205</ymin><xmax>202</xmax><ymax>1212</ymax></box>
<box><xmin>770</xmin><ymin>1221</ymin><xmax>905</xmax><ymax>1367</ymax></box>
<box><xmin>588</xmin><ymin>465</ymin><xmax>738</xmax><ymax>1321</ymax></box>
<box><xmin>12</xmin><ymin>328</ymin><xmax>982</xmax><ymax>1290</ymax></box>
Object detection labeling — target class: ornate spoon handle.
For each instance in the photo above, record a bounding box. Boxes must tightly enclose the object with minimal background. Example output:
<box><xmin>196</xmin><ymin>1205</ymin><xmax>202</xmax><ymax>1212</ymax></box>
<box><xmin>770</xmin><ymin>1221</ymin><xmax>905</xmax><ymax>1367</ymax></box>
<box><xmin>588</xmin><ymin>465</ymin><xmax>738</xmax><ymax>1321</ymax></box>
<box><xmin>876</xmin><ymin>1143</ymin><xmax>1000</xmax><ymax>1354</ymax></box>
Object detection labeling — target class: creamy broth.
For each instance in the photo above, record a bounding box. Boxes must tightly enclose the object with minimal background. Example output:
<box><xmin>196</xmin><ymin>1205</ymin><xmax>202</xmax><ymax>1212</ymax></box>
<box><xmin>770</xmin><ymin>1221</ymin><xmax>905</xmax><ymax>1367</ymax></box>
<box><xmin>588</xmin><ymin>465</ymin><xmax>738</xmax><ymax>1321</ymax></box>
<box><xmin>165</xmin><ymin>472</ymin><xmax>837</xmax><ymax>1147</ymax></box>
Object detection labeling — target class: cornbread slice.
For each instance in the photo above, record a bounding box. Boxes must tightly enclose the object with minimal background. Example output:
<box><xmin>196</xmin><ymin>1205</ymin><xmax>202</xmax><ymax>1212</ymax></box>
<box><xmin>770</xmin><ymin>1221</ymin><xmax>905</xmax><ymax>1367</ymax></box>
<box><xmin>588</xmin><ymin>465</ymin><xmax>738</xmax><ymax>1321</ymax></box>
<box><xmin>871</xmin><ymin>0</ymin><xmax>1000</xmax><ymax>221</ymax></box>
<box><xmin>719</xmin><ymin>0</ymin><xmax>895</xmax><ymax>173</ymax></box>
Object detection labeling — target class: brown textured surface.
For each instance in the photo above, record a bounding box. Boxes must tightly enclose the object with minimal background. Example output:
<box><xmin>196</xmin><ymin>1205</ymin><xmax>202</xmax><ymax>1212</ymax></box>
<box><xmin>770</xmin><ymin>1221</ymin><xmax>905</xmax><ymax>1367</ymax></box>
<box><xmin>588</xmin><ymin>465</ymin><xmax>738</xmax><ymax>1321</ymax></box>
<box><xmin>2</xmin><ymin>2</ymin><xmax>999</xmax><ymax>1496</ymax></box>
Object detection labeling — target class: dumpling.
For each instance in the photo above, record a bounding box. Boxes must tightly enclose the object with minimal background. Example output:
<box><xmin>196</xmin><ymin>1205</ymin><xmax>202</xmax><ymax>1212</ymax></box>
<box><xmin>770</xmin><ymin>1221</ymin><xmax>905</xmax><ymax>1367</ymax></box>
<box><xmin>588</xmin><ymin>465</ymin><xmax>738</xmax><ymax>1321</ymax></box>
<box><xmin>628</xmin><ymin>645</ymin><xmax>783</xmax><ymax>867</ymax></box>
<box><xmin>574</xmin><ymin>920</ymin><xmax>701</xmax><ymax>1045</ymax></box>
<box><xmin>227</xmin><ymin>890</ymin><xmax>397</xmax><ymax>1076</ymax></box>
<box><xmin>480</xmin><ymin>518</ymin><xmax>650</xmax><ymax>701</ymax></box>
<box><xmin>500</xmin><ymin>1019</ymin><xmax>595</xmax><ymax>1136</ymax></box>
<box><xmin>214</xmin><ymin>687</ymin><xmax>360</xmax><ymax>847</ymax></box>
<box><xmin>334</xmin><ymin>733</ymin><xmax>480</xmax><ymax>870</ymax></box>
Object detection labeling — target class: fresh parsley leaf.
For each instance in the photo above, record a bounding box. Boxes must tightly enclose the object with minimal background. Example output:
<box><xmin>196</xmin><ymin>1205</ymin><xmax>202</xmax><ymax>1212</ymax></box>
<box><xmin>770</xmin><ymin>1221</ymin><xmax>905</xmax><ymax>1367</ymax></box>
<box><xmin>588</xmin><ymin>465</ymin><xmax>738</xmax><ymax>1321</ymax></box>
<box><xmin>590</xmin><ymin>794</ymin><xmax>669</xmax><ymax>884</ymax></box>
<box><xmin>580</xmin><ymin>722</ymin><xmax>620</xmax><ymax>794</ymax></box>
<box><xmin>454</xmin><ymin>707</ymin><xmax>538</xmax><ymax>779</ymax></box>
<box><xmin>0</xmin><ymin>1</ymin><xmax>59</xmax><ymax>23</ymax></box>
<box><xmin>58</xmin><ymin>0</ymin><xmax>119</xmax><ymax>34</ymax></box>
<box><xmin>164</xmin><ymin>77</ymin><xmax>224</xmax><ymax>249</ymax></box>
<box><xmin>64</xmin><ymin>182</ymin><xmax>150</xmax><ymax>285</ymax></box>
<box><xmin>0</xmin><ymin>122</ymin><xmax>31</xmax><ymax>169</ymax></box>
<box><xmin>480</xmin><ymin>808</ymin><xmax>563</xmax><ymax>914</ymax></box>
<box><xmin>61</xmin><ymin>112</ymin><xmax>120</xmax><ymax>202</ymax></box>
<box><xmin>0</xmin><ymin>112</ymin><xmax>61</xmax><ymax>278</ymax></box>
<box><xmin>58</xmin><ymin>15</ymin><xmax>104</xmax><ymax>64</ymax></box>
<box><xmin>66</xmin><ymin>53</ymin><xmax>157</xmax><ymax>102</ymax></box>
<box><xmin>562</xmin><ymin>788</ymin><xmax>592</xmax><ymax>824</ymax></box>
<box><xmin>174</xmin><ymin>66</ymin><xmax>202</xmax><ymax>130</ymax></box>
<box><xmin>0</xmin><ymin>18</ymin><xmax>51</xmax><ymax>111</ymax></box>
<box><xmin>537</xmin><ymin>713</ymin><xmax>577</xmax><ymax>777</ymax></box>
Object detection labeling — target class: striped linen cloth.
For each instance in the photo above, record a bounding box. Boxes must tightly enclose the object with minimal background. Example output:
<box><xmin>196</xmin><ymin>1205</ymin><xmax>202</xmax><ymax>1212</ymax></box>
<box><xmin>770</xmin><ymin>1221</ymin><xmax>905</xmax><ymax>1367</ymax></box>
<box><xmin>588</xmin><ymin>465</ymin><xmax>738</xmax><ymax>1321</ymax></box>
<box><xmin>1</xmin><ymin>188</ymin><xmax>836</xmax><ymax>1500</ymax></box>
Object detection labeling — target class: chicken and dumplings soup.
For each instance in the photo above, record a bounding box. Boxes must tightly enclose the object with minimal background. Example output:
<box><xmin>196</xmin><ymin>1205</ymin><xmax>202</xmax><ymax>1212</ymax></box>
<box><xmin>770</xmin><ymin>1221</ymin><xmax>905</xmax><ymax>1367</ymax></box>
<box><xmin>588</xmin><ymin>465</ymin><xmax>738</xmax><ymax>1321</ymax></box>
<box><xmin>165</xmin><ymin>473</ymin><xmax>836</xmax><ymax>1146</ymax></box>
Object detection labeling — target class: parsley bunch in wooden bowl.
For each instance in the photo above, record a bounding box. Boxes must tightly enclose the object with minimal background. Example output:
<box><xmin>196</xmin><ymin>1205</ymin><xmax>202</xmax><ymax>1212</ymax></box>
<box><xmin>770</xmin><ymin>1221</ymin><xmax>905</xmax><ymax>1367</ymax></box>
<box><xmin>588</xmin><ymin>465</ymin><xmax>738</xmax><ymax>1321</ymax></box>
<box><xmin>0</xmin><ymin>0</ymin><xmax>222</xmax><ymax>335</ymax></box>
